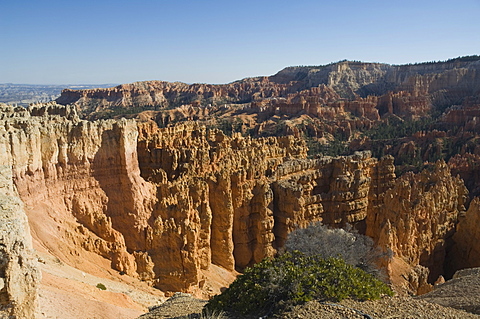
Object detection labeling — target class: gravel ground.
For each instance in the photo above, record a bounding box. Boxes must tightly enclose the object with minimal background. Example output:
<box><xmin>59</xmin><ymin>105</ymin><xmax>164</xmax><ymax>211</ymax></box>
<box><xmin>416</xmin><ymin>268</ymin><xmax>480</xmax><ymax>315</ymax></box>
<box><xmin>279</xmin><ymin>296</ymin><xmax>480</xmax><ymax>318</ymax></box>
<box><xmin>137</xmin><ymin>293</ymin><xmax>207</xmax><ymax>319</ymax></box>
<box><xmin>35</xmin><ymin>251</ymin><xmax>164</xmax><ymax>319</ymax></box>
<box><xmin>139</xmin><ymin>295</ymin><xmax>480</xmax><ymax>319</ymax></box>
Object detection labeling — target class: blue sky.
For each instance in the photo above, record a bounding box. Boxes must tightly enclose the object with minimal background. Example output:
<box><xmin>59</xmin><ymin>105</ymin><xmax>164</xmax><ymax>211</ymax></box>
<box><xmin>1</xmin><ymin>0</ymin><xmax>479</xmax><ymax>84</ymax></box>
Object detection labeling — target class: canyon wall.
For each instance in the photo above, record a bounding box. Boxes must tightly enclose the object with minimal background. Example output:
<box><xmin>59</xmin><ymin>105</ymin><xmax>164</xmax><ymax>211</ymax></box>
<box><xmin>450</xmin><ymin>198</ymin><xmax>480</xmax><ymax>271</ymax></box>
<box><xmin>0</xmin><ymin>104</ymin><xmax>383</xmax><ymax>293</ymax></box>
<box><xmin>1</xmin><ymin>58</ymin><xmax>480</xmax><ymax>315</ymax></box>
<box><xmin>367</xmin><ymin>161</ymin><xmax>468</xmax><ymax>292</ymax></box>
<box><xmin>0</xmin><ymin>103</ymin><xmax>308</xmax><ymax>293</ymax></box>
<box><xmin>1</xmin><ymin>101</ymin><xmax>478</xmax><ymax>301</ymax></box>
<box><xmin>0</xmin><ymin>167</ymin><xmax>40</xmax><ymax>318</ymax></box>
<box><xmin>0</xmin><ymin>106</ymin><xmax>41</xmax><ymax>318</ymax></box>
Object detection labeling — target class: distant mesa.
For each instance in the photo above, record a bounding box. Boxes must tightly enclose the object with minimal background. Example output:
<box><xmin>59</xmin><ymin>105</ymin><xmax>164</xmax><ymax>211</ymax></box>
<box><xmin>0</xmin><ymin>83</ymin><xmax>116</xmax><ymax>107</ymax></box>
<box><xmin>55</xmin><ymin>56</ymin><xmax>480</xmax><ymax>121</ymax></box>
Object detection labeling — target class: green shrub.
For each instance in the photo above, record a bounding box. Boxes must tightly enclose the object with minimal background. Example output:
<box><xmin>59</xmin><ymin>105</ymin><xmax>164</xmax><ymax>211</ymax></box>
<box><xmin>285</xmin><ymin>222</ymin><xmax>392</xmax><ymax>279</ymax></box>
<box><xmin>205</xmin><ymin>251</ymin><xmax>393</xmax><ymax>317</ymax></box>
<box><xmin>96</xmin><ymin>283</ymin><xmax>107</xmax><ymax>290</ymax></box>
<box><xmin>306</xmin><ymin>137</ymin><xmax>349</xmax><ymax>157</ymax></box>
<box><xmin>364</xmin><ymin>117</ymin><xmax>434</xmax><ymax>141</ymax></box>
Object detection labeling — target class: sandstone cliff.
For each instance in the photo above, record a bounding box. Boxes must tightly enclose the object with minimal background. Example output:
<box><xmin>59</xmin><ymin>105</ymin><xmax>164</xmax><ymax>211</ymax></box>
<box><xmin>0</xmin><ymin>105</ymin><xmax>41</xmax><ymax>318</ymax></box>
<box><xmin>367</xmin><ymin>161</ymin><xmax>468</xmax><ymax>293</ymax></box>
<box><xmin>0</xmin><ymin>103</ymin><xmax>393</xmax><ymax>294</ymax></box>
<box><xmin>449</xmin><ymin>153</ymin><xmax>480</xmax><ymax>199</ymax></box>
<box><xmin>56</xmin><ymin>78</ymin><xmax>297</xmax><ymax>117</ymax></box>
<box><xmin>0</xmin><ymin>102</ymin><xmax>307</xmax><ymax>293</ymax></box>
<box><xmin>1</xmin><ymin>98</ymin><xmax>479</xmax><ymax>305</ymax></box>
<box><xmin>450</xmin><ymin>197</ymin><xmax>480</xmax><ymax>271</ymax></box>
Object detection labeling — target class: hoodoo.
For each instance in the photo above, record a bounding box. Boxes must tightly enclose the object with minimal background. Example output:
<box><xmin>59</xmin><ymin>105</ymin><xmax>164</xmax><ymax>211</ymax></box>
<box><xmin>2</xmin><ymin>57</ymin><xmax>480</xmax><ymax>317</ymax></box>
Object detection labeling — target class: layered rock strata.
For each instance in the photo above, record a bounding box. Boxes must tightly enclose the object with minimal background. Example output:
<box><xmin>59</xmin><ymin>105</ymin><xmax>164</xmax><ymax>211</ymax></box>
<box><xmin>0</xmin><ymin>106</ymin><xmax>41</xmax><ymax>318</ymax></box>
<box><xmin>57</xmin><ymin>59</ymin><xmax>480</xmax><ymax>123</ymax></box>
<box><xmin>1</xmin><ymin>102</ymin><xmax>477</xmax><ymax>298</ymax></box>
<box><xmin>0</xmin><ymin>103</ymin><xmax>306</xmax><ymax>293</ymax></box>
<box><xmin>449</xmin><ymin>153</ymin><xmax>480</xmax><ymax>199</ymax></box>
<box><xmin>135</xmin><ymin>121</ymin><xmax>307</xmax><ymax>277</ymax></box>
<box><xmin>56</xmin><ymin>78</ymin><xmax>296</xmax><ymax>116</ymax></box>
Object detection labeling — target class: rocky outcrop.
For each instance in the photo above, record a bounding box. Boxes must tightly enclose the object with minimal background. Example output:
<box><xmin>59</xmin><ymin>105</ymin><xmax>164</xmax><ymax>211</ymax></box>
<box><xmin>0</xmin><ymin>169</ymin><xmax>40</xmax><ymax>319</ymax></box>
<box><xmin>4</xmin><ymin>103</ymin><xmax>155</xmax><ymax>279</ymax></box>
<box><xmin>449</xmin><ymin>153</ymin><xmax>480</xmax><ymax>199</ymax></box>
<box><xmin>367</xmin><ymin>161</ymin><xmax>468</xmax><ymax>293</ymax></box>
<box><xmin>136</xmin><ymin>121</ymin><xmax>307</xmax><ymax>276</ymax></box>
<box><xmin>451</xmin><ymin>198</ymin><xmax>480</xmax><ymax>271</ymax></box>
<box><xmin>0</xmin><ymin>103</ymin><xmax>308</xmax><ymax>293</ymax></box>
<box><xmin>0</xmin><ymin>106</ymin><xmax>41</xmax><ymax>318</ymax></box>
<box><xmin>56</xmin><ymin>79</ymin><xmax>297</xmax><ymax>117</ymax></box>
<box><xmin>269</xmin><ymin>61</ymin><xmax>391</xmax><ymax>98</ymax></box>
<box><xmin>272</xmin><ymin>152</ymin><xmax>395</xmax><ymax>246</ymax></box>
<box><xmin>417</xmin><ymin>267</ymin><xmax>480</xmax><ymax>315</ymax></box>
<box><xmin>0</xmin><ymin>103</ymin><xmax>396</xmax><ymax>294</ymax></box>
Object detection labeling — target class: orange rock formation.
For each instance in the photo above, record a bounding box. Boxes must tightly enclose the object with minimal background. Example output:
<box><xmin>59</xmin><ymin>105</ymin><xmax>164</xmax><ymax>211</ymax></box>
<box><xmin>3</xmin><ymin>58</ymin><xmax>480</xmax><ymax>315</ymax></box>
<box><xmin>2</xmin><ymin>102</ymin><xmax>475</xmax><ymax>299</ymax></box>
<box><xmin>0</xmin><ymin>128</ymin><xmax>41</xmax><ymax>318</ymax></box>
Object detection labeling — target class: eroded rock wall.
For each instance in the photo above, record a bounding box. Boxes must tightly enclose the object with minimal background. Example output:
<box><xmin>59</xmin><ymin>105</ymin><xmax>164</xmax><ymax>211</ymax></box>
<box><xmin>3</xmin><ymin>103</ymin><xmax>155</xmax><ymax>281</ymax></box>
<box><xmin>451</xmin><ymin>198</ymin><xmax>480</xmax><ymax>271</ymax></box>
<box><xmin>271</xmin><ymin>152</ymin><xmax>394</xmax><ymax>246</ymax></box>
<box><xmin>1</xmin><ymin>103</ymin><xmax>397</xmax><ymax>293</ymax></box>
<box><xmin>136</xmin><ymin>121</ymin><xmax>307</xmax><ymax>274</ymax></box>
<box><xmin>367</xmin><ymin>161</ymin><xmax>468</xmax><ymax>293</ymax></box>
<box><xmin>0</xmin><ymin>106</ymin><xmax>41</xmax><ymax>318</ymax></box>
<box><xmin>1</xmin><ymin>103</ymin><xmax>309</xmax><ymax>292</ymax></box>
<box><xmin>2</xmin><ymin>102</ymin><xmax>478</xmax><ymax>297</ymax></box>
<box><xmin>56</xmin><ymin>78</ymin><xmax>296</xmax><ymax>116</ymax></box>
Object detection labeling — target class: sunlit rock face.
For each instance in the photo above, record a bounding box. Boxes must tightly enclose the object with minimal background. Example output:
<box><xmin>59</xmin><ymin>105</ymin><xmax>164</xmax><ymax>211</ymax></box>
<box><xmin>366</xmin><ymin>161</ymin><xmax>469</xmax><ymax>293</ymax></box>
<box><xmin>0</xmin><ymin>103</ymin><xmax>397</xmax><ymax>294</ymax></box>
<box><xmin>0</xmin><ymin>103</ymin><xmax>306</xmax><ymax>292</ymax></box>
<box><xmin>0</xmin><ymin>105</ymin><xmax>41</xmax><ymax>318</ymax></box>
<box><xmin>3</xmin><ymin>59</ymin><xmax>480</xmax><ymax>300</ymax></box>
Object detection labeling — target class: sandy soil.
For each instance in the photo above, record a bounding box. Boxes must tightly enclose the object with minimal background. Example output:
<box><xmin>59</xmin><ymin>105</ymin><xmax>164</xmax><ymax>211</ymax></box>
<box><xmin>34</xmin><ymin>251</ymin><xmax>165</xmax><ymax>319</ymax></box>
<box><xmin>140</xmin><ymin>295</ymin><xmax>480</xmax><ymax>319</ymax></box>
<box><xmin>33</xmin><ymin>248</ymin><xmax>236</xmax><ymax>319</ymax></box>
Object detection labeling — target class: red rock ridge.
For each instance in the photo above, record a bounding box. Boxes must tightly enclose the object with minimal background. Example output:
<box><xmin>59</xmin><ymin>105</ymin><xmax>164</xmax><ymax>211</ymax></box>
<box><xmin>56</xmin><ymin>59</ymin><xmax>480</xmax><ymax>123</ymax></box>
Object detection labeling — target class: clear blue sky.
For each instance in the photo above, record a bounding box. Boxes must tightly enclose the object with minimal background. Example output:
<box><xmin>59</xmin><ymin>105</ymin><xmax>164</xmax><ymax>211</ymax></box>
<box><xmin>1</xmin><ymin>0</ymin><xmax>479</xmax><ymax>85</ymax></box>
